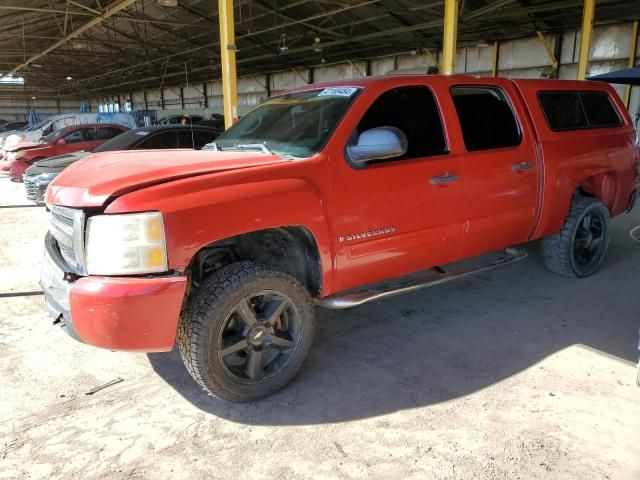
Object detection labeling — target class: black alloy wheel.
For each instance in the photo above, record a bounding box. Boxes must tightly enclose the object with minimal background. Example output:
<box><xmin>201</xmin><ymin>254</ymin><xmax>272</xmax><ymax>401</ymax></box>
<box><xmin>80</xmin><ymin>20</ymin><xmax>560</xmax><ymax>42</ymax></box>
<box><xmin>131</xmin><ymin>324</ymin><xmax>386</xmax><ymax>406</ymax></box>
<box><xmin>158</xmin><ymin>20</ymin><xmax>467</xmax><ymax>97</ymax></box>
<box><xmin>217</xmin><ymin>290</ymin><xmax>301</xmax><ymax>383</ymax></box>
<box><xmin>572</xmin><ymin>211</ymin><xmax>605</xmax><ymax>268</ymax></box>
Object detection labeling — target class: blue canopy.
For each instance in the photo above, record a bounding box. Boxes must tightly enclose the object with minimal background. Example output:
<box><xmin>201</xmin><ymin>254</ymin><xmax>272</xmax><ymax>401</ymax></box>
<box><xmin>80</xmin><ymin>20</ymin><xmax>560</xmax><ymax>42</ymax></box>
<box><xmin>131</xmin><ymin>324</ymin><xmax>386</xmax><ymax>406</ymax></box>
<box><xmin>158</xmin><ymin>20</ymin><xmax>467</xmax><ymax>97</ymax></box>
<box><xmin>588</xmin><ymin>66</ymin><xmax>640</xmax><ymax>85</ymax></box>
<box><xmin>28</xmin><ymin>107</ymin><xmax>41</xmax><ymax>127</ymax></box>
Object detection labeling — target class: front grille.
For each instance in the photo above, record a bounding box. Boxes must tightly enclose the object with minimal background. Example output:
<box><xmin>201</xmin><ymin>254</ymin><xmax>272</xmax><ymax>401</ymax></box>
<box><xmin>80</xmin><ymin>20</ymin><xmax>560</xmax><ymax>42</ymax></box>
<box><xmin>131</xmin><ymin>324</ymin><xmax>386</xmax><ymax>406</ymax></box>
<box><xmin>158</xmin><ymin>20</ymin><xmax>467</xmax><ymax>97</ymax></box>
<box><xmin>48</xmin><ymin>205</ymin><xmax>86</xmax><ymax>274</ymax></box>
<box><xmin>24</xmin><ymin>176</ymin><xmax>39</xmax><ymax>200</ymax></box>
<box><xmin>52</xmin><ymin>210</ymin><xmax>73</xmax><ymax>228</ymax></box>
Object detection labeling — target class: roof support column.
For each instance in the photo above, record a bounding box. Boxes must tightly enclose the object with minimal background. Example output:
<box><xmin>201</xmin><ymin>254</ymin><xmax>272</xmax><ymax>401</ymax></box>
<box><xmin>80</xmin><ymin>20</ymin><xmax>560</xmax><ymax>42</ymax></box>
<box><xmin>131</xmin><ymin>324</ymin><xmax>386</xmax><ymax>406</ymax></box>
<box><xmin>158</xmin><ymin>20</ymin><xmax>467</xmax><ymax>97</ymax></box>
<box><xmin>577</xmin><ymin>0</ymin><xmax>595</xmax><ymax>80</ymax></box>
<box><xmin>218</xmin><ymin>0</ymin><xmax>238</xmax><ymax>129</ymax></box>
<box><xmin>624</xmin><ymin>20</ymin><xmax>638</xmax><ymax>107</ymax></box>
<box><xmin>491</xmin><ymin>41</ymin><xmax>500</xmax><ymax>77</ymax></box>
<box><xmin>442</xmin><ymin>0</ymin><xmax>458</xmax><ymax>75</ymax></box>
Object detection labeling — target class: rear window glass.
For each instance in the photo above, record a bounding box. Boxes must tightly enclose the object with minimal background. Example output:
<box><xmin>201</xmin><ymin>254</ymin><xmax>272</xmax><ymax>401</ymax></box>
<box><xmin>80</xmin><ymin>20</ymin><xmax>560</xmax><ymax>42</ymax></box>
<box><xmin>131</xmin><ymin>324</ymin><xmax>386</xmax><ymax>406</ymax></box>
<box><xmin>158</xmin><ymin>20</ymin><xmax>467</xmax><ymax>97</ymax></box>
<box><xmin>538</xmin><ymin>91</ymin><xmax>622</xmax><ymax>131</ymax></box>
<box><xmin>451</xmin><ymin>86</ymin><xmax>521</xmax><ymax>151</ymax></box>
<box><xmin>580</xmin><ymin>92</ymin><xmax>622</xmax><ymax>127</ymax></box>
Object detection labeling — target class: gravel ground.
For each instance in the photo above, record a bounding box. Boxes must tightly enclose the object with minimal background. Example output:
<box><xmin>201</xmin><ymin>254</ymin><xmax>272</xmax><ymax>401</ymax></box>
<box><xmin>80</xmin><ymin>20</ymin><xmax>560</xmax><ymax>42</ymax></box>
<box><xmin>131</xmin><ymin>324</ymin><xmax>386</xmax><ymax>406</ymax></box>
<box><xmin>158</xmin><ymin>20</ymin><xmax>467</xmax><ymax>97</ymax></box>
<box><xmin>1</xmin><ymin>175</ymin><xmax>639</xmax><ymax>480</ymax></box>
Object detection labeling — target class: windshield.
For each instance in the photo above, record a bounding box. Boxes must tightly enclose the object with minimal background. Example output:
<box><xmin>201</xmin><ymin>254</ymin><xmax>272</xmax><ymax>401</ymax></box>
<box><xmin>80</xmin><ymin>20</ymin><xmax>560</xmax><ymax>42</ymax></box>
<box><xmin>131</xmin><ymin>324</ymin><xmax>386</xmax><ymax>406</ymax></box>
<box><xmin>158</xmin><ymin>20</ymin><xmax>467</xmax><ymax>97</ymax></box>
<box><xmin>42</xmin><ymin>129</ymin><xmax>62</xmax><ymax>143</ymax></box>
<box><xmin>26</xmin><ymin>119</ymin><xmax>49</xmax><ymax>132</ymax></box>
<box><xmin>215</xmin><ymin>87</ymin><xmax>361</xmax><ymax>158</ymax></box>
<box><xmin>93</xmin><ymin>129</ymin><xmax>142</xmax><ymax>152</ymax></box>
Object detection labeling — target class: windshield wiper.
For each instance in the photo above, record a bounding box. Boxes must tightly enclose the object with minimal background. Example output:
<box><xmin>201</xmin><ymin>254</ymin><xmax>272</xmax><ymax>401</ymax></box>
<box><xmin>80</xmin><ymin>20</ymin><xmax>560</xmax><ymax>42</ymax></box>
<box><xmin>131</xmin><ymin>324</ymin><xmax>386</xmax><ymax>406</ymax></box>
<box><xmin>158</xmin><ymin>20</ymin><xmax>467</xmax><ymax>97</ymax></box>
<box><xmin>202</xmin><ymin>141</ymin><xmax>300</xmax><ymax>159</ymax></box>
<box><xmin>204</xmin><ymin>142</ymin><xmax>273</xmax><ymax>155</ymax></box>
<box><xmin>227</xmin><ymin>143</ymin><xmax>273</xmax><ymax>154</ymax></box>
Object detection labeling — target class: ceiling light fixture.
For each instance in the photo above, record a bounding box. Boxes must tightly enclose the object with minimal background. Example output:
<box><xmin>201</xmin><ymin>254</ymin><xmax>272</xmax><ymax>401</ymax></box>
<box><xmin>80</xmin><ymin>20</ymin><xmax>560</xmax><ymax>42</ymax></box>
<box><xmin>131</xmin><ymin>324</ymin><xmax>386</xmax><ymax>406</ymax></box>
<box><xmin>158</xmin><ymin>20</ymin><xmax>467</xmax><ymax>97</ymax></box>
<box><xmin>278</xmin><ymin>32</ymin><xmax>288</xmax><ymax>53</ymax></box>
<box><xmin>157</xmin><ymin>0</ymin><xmax>178</xmax><ymax>6</ymax></box>
<box><xmin>66</xmin><ymin>76</ymin><xmax>73</xmax><ymax>80</ymax></box>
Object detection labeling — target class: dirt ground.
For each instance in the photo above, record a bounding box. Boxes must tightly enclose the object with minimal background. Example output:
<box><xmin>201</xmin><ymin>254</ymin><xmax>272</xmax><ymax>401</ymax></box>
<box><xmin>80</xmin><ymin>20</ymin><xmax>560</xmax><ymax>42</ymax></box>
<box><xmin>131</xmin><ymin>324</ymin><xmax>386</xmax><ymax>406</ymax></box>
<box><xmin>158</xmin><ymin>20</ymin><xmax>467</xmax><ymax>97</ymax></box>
<box><xmin>1</xmin><ymin>175</ymin><xmax>639</xmax><ymax>480</ymax></box>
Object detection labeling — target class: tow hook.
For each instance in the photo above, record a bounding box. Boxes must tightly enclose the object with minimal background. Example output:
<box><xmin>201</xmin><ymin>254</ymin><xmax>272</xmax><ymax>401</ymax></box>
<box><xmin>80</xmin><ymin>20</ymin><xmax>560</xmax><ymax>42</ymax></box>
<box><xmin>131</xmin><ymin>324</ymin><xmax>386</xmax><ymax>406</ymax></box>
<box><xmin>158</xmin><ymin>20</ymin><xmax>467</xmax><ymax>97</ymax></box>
<box><xmin>63</xmin><ymin>272</ymin><xmax>79</xmax><ymax>282</ymax></box>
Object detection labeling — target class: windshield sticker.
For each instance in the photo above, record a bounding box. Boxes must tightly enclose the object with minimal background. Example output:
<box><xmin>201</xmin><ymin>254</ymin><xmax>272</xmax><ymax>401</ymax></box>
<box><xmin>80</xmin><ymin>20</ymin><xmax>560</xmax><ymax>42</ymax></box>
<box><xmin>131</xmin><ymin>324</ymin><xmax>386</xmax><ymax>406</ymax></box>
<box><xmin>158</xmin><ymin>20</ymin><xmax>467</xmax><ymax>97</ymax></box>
<box><xmin>135</xmin><ymin>131</ymin><xmax>150</xmax><ymax>136</ymax></box>
<box><xmin>318</xmin><ymin>87</ymin><xmax>358</xmax><ymax>97</ymax></box>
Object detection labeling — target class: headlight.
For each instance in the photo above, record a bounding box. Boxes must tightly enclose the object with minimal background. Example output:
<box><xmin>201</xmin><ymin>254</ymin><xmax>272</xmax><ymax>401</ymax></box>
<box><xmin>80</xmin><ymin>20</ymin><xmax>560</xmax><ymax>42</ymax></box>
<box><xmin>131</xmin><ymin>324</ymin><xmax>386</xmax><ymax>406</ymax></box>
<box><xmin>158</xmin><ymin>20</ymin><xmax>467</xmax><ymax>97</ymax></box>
<box><xmin>9</xmin><ymin>150</ymin><xmax>25</xmax><ymax>161</ymax></box>
<box><xmin>36</xmin><ymin>172</ymin><xmax>57</xmax><ymax>181</ymax></box>
<box><xmin>5</xmin><ymin>135</ymin><xmax>23</xmax><ymax>149</ymax></box>
<box><xmin>85</xmin><ymin>212</ymin><xmax>168</xmax><ymax>275</ymax></box>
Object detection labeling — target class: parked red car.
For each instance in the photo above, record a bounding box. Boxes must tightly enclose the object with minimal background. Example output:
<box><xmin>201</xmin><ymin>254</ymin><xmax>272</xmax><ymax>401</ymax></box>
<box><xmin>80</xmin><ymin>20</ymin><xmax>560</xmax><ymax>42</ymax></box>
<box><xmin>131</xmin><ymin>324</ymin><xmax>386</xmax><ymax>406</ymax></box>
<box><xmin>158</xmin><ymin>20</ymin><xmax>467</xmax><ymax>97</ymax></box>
<box><xmin>1</xmin><ymin>123</ymin><xmax>128</xmax><ymax>180</ymax></box>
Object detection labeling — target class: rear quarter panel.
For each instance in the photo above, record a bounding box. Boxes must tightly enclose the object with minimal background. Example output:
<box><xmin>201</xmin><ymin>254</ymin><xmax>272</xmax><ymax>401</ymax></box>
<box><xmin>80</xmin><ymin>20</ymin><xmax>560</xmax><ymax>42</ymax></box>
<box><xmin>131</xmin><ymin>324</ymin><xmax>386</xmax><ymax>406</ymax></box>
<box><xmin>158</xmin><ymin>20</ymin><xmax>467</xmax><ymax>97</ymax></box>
<box><xmin>514</xmin><ymin>79</ymin><xmax>637</xmax><ymax>238</ymax></box>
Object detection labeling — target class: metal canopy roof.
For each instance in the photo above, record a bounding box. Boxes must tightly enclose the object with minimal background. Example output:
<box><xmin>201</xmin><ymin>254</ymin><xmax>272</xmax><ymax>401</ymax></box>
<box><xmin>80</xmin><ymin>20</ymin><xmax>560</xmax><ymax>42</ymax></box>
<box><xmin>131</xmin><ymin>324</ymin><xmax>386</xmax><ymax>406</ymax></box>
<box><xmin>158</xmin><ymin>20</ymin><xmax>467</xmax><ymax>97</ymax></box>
<box><xmin>0</xmin><ymin>0</ymin><xmax>638</xmax><ymax>95</ymax></box>
<box><xmin>590</xmin><ymin>65</ymin><xmax>640</xmax><ymax>85</ymax></box>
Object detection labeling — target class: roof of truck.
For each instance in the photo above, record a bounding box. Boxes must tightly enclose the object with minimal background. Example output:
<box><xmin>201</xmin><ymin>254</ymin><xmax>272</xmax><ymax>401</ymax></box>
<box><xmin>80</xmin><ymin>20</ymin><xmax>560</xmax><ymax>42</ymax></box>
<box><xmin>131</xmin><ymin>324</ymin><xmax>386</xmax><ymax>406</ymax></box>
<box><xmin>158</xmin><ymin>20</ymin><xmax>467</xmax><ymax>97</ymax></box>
<box><xmin>278</xmin><ymin>74</ymin><xmax>612</xmax><ymax>95</ymax></box>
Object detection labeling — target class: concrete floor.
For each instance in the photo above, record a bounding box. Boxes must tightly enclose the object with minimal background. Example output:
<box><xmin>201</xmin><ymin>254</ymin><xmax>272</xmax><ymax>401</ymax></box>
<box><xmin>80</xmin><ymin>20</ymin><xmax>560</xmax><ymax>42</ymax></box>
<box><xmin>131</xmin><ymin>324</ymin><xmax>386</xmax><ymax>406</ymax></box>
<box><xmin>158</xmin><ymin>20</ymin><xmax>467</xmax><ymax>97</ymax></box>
<box><xmin>1</xmin><ymin>175</ymin><xmax>639</xmax><ymax>480</ymax></box>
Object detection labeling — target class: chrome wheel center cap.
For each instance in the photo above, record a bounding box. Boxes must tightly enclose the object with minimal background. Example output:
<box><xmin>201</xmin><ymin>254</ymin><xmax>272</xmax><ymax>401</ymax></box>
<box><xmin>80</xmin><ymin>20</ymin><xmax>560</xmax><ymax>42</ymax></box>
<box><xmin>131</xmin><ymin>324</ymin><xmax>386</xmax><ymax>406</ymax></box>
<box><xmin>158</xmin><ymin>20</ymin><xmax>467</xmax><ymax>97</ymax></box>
<box><xmin>248</xmin><ymin>325</ymin><xmax>269</xmax><ymax>347</ymax></box>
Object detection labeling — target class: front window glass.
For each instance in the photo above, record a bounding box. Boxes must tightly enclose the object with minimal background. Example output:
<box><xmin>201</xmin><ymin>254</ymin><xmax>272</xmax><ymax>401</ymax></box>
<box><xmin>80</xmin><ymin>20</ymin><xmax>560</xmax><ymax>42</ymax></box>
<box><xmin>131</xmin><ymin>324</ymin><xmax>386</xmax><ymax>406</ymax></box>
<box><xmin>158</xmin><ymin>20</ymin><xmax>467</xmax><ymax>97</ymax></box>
<box><xmin>64</xmin><ymin>130</ymin><xmax>84</xmax><ymax>143</ymax></box>
<box><xmin>349</xmin><ymin>86</ymin><xmax>448</xmax><ymax>163</ymax></box>
<box><xmin>215</xmin><ymin>87</ymin><xmax>361</xmax><ymax>158</ymax></box>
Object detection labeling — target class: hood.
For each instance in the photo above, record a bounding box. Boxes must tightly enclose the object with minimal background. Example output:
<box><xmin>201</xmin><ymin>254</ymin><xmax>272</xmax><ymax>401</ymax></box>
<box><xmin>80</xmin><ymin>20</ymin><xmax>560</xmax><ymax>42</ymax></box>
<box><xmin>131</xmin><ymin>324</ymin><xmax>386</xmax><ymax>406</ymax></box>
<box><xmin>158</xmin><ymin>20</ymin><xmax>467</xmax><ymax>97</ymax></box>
<box><xmin>22</xmin><ymin>130</ymin><xmax>44</xmax><ymax>141</ymax></box>
<box><xmin>46</xmin><ymin>149</ymin><xmax>290</xmax><ymax>207</ymax></box>
<box><xmin>29</xmin><ymin>151</ymin><xmax>89</xmax><ymax>174</ymax></box>
<box><xmin>4</xmin><ymin>131</ymin><xmax>40</xmax><ymax>149</ymax></box>
<box><xmin>7</xmin><ymin>141</ymin><xmax>43</xmax><ymax>152</ymax></box>
<box><xmin>0</xmin><ymin>130</ymin><xmax>19</xmax><ymax>139</ymax></box>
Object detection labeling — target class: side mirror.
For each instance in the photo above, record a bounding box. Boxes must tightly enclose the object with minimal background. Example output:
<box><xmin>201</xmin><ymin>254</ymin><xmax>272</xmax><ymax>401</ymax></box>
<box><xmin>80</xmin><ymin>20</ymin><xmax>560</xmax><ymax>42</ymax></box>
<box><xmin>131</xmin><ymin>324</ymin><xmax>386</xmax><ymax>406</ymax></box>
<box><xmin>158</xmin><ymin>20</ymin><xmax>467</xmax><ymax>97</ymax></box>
<box><xmin>346</xmin><ymin>127</ymin><xmax>408</xmax><ymax>167</ymax></box>
<box><xmin>57</xmin><ymin>138</ymin><xmax>66</xmax><ymax>145</ymax></box>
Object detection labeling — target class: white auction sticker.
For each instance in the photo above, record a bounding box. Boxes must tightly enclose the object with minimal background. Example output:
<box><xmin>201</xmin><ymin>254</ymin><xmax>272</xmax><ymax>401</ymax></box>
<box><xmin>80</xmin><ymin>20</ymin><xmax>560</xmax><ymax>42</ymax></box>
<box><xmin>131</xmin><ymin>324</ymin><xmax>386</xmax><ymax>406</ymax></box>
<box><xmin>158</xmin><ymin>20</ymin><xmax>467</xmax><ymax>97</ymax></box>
<box><xmin>318</xmin><ymin>87</ymin><xmax>358</xmax><ymax>97</ymax></box>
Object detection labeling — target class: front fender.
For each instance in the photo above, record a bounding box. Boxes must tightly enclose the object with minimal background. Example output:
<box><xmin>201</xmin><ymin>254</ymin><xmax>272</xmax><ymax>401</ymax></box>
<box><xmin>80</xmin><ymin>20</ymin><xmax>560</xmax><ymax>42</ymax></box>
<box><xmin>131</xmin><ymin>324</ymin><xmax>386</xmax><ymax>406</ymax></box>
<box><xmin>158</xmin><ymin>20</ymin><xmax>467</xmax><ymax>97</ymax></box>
<box><xmin>105</xmin><ymin>171</ymin><xmax>335</xmax><ymax>296</ymax></box>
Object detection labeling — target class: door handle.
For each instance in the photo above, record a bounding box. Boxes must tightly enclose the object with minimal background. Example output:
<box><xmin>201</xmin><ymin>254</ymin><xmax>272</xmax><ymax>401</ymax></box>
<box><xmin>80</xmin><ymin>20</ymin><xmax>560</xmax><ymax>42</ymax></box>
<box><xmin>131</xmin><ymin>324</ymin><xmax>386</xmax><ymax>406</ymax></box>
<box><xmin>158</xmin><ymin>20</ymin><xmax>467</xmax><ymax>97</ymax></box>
<box><xmin>511</xmin><ymin>161</ymin><xmax>534</xmax><ymax>172</ymax></box>
<box><xmin>429</xmin><ymin>173</ymin><xmax>459</xmax><ymax>185</ymax></box>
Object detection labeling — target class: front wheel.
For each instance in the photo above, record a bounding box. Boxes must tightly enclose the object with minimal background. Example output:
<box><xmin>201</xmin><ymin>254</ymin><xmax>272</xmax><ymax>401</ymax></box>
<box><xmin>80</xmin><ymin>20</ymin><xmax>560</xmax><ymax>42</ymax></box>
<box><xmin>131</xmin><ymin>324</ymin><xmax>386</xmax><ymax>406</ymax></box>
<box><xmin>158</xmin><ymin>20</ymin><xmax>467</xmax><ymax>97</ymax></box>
<box><xmin>178</xmin><ymin>261</ymin><xmax>316</xmax><ymax>402</ymax></box>
<box><xmin>542</xmin><ymin>196</ymin><xmax>610</xmax><ymax>278</ymax></box>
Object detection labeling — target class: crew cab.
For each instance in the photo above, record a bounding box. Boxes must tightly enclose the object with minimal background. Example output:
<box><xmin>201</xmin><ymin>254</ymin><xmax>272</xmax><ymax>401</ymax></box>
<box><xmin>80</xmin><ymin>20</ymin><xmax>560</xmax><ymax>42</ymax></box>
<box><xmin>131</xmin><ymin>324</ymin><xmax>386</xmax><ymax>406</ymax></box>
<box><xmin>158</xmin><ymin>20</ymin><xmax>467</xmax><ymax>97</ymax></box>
<box><xmin>2</xmin><ymin>124</ymin><xmax>127</xmax><ymax>180</ymax></box>
<box><xmin>40</xmin><ymin>76</ymin><xmax>638</xmax><ymax>402</ymax></box>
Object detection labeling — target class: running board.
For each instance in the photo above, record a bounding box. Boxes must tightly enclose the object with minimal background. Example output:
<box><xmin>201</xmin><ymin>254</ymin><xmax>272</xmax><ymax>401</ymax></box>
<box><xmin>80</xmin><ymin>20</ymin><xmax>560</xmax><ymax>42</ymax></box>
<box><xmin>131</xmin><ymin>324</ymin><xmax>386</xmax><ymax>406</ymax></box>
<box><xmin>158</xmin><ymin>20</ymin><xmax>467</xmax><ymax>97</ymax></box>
<box><xmin>315</xmin><ymin>248</ymin><xmax>527</xmax><ymax>310</ymax></box>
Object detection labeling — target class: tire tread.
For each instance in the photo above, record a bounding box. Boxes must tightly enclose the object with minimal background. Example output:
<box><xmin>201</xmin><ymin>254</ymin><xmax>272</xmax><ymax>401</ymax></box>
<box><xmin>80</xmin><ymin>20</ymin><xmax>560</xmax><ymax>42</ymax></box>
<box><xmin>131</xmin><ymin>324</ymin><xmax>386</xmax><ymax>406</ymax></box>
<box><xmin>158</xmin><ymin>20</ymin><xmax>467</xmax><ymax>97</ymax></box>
<box><xmin>177</xmin><ymin>261</ymin><xmax>315</xmax><ymax>402</ymax></box>
<box><xmin>541</xmin><ymin>195</ymin><xmax>609</xmax><ymax>278</ymax></box>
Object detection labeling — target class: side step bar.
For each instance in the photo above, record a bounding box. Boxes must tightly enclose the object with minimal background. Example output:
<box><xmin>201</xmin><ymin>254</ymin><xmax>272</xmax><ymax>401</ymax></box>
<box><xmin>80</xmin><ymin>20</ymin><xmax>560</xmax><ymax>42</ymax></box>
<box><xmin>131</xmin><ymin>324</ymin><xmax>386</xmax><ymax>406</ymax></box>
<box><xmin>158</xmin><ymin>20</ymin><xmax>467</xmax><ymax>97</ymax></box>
<box><xmin>316</xmin><ymin>248</ymin><xmax>527</xmax><ymax>310</ymax></box>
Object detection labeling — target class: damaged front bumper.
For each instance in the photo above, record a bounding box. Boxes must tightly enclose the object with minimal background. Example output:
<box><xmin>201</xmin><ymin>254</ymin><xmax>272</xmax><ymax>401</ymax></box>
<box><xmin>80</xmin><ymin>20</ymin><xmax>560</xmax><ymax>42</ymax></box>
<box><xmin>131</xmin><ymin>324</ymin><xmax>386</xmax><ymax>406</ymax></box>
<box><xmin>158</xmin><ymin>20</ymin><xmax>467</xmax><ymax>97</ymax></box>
<box><xmin>40</xmin><ymin>233</ymin><xmax>188</xmax><ymax>352</ymax></box>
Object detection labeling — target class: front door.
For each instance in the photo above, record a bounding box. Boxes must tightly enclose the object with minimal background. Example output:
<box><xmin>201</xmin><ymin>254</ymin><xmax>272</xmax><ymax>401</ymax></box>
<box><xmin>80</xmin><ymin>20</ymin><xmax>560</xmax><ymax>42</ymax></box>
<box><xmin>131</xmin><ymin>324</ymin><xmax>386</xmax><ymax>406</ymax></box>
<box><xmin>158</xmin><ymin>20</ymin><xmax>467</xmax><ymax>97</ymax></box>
<box><xmin>329</xmin><ymin>84</ymin><xmax>466</xmax><ymax>292</ymax></box>
<box><xmin>449</xmin><ymin>82</ymin><xmax>540</xmax><ymax>257</ymax></box>
<box><xmin>61</xmin><ymin>127</ymin><xmax>95</xmax><ymax>153</ymax></box>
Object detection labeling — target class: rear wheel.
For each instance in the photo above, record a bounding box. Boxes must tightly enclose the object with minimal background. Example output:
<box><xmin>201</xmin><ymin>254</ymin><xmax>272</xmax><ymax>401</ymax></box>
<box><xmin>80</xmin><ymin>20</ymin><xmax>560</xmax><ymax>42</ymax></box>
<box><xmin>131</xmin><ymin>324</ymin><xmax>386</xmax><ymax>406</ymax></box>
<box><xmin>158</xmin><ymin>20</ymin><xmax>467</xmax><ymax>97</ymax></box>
<box><xmin>542</xmin><ymin>196</ymin><xmax>610</xmax><ymax>278</ymax></box>
<box><xmin>178</xmin><ymin>261</ymin><xmax>315</xmax><ymax>402</ymax></box>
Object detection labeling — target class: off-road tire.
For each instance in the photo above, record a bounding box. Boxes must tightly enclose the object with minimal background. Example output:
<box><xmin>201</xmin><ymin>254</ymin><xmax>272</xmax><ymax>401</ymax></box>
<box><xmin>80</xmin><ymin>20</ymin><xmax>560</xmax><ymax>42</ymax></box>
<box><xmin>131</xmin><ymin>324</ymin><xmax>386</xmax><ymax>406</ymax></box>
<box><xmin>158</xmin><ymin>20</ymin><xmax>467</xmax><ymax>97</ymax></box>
<box><xmin>542</xmin><ymin>196</ymin><xmax>610</xmax><ymax>278</ymax></box>
<box><xmin>178</xmin><ymin>261</ymin><xmax>315</xmax><ymax>402</ymax></box>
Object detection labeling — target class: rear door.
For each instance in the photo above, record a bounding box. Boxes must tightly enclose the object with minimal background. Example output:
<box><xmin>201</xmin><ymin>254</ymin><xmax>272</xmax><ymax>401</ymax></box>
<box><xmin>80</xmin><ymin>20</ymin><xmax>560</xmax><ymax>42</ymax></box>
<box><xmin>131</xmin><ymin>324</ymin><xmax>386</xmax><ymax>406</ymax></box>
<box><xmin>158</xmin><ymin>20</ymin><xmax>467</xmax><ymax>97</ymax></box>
<box><xmin>449</xmin><ymin>81</ymin><xmax>540</xmax><ymax>257</ymax></box>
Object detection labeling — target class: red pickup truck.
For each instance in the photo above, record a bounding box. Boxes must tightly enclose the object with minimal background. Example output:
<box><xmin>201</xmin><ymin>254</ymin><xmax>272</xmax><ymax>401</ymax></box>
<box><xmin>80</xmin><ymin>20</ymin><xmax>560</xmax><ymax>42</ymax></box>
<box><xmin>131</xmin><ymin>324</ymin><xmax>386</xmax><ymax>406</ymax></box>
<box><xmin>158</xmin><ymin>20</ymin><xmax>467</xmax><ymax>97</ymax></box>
<box><xmin>41</xmin><ymin>76</ymin><xmax>638</xmax><ymax>402</ymax></box>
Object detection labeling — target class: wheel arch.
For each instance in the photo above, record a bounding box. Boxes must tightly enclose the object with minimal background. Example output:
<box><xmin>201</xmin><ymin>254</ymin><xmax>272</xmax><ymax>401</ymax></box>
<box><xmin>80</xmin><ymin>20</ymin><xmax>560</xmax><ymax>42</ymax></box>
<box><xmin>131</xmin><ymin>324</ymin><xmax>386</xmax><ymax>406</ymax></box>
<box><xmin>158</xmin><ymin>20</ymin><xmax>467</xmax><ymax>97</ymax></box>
<box><xmin>187</xmin><ymin>225</ymin><xmax>324</xmax><ymax>296</ymax></box>
<box><xmin>577</xmin><ymin>172</ymin><xmax>617</xmax><ymax>212</ymax></box>
<box><xmin>534</xmin><ymin>171</ymin><xmax>624</xmax><ymax>239</ymax></box>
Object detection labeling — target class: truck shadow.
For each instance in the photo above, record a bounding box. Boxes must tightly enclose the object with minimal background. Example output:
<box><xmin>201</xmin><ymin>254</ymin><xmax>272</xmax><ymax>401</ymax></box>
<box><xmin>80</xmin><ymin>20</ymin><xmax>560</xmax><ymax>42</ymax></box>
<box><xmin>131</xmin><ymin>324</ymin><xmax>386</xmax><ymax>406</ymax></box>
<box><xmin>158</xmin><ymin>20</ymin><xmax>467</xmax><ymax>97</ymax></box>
<box><xmin>148</xmin><ymin>215</ymin><xmax>640</xmax><ymax>425</ymax></box>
